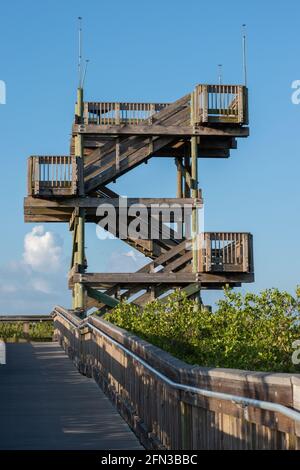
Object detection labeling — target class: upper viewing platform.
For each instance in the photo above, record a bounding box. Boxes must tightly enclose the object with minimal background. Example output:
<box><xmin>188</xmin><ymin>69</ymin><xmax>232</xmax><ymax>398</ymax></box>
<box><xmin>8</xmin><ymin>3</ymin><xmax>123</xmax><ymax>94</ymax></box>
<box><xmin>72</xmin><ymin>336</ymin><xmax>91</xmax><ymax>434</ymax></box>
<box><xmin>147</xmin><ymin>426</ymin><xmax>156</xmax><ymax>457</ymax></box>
<box><xmin>26</xmin><ymin>83</ymin><xmax>249</xmax><ymax>199</ymax></box>
<box><xmin>73</xmin><ymin>83</ymin><xmax>249</xmax><ymax>136</ymax></box>
<box><xmin>81</xmin><ymin>84</ymin><xmax>248</xmax><ymax>127</ymax></box>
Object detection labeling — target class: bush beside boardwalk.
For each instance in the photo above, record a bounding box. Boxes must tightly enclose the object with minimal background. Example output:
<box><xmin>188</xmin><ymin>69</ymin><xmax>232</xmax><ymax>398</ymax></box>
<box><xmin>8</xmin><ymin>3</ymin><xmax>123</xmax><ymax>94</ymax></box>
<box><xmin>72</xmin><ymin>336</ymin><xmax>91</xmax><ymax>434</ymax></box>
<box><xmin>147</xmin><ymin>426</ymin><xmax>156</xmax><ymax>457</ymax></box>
<box><xmin>105</xmin><ymin>287</ymin><xmax>300</xmax><ymax>373</ymax></box>
<box><xmin>0</xmin><ymin>321</ymin><xmax>53</xmax><ymax>342</ymax></box>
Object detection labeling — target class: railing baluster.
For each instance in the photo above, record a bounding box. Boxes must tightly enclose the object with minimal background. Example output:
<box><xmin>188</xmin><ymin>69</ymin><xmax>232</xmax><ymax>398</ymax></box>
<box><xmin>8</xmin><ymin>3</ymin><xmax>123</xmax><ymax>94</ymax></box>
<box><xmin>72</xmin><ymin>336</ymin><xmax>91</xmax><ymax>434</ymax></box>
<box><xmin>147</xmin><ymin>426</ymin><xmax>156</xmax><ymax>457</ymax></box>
<box><xmin>84</xmin><ymin>101</ymin><xmax>168</xmax><ymax>126</ymax></box>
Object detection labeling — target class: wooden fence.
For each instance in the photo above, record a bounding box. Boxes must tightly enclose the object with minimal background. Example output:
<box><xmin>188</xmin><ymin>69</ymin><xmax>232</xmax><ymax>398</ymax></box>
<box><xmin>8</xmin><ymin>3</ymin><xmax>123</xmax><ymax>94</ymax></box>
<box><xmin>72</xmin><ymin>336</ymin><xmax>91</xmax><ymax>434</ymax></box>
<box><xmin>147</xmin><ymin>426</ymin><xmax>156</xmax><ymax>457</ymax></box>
<box><xmin>53</xmin><ymin>307</ymin><xmax>300</xmax><ymax>450</ymax></box>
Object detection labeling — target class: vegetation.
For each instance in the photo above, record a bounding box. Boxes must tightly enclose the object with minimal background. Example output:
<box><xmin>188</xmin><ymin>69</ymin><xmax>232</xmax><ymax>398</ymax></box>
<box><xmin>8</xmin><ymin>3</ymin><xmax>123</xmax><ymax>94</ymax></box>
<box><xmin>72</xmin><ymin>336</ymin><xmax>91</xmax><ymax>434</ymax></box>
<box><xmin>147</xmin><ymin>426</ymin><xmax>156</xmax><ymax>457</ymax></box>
<box><xmin>0</xmin><ymin>321</ymin><xmax>53</xmax><ymax>342</ymax></box>
<box><xmin>105</xmin><ymin>287</ymin><xmax>300</xmax><ymax>372</ymax></box>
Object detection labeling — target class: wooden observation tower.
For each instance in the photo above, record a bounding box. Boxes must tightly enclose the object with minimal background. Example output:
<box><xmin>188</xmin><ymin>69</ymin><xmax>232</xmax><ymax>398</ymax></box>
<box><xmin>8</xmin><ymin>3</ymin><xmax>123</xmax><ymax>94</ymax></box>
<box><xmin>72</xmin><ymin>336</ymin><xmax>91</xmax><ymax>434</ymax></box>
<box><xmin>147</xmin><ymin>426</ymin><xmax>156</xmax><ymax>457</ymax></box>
<box><xmin>24</xmin><ymin>82</ymin><xmax>254</xmax><ymax>315</ymax></box>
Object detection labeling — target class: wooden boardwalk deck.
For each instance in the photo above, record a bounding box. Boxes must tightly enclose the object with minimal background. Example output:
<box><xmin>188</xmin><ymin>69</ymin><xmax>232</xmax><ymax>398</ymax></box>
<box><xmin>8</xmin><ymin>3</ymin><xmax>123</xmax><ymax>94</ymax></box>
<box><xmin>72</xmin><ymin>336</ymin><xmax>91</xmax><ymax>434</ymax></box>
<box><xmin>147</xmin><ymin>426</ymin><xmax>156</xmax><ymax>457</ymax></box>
<box><xmin>0</xmin><ymin>342</ymin><xmax>142</xmax><ymax>450</ymax></box>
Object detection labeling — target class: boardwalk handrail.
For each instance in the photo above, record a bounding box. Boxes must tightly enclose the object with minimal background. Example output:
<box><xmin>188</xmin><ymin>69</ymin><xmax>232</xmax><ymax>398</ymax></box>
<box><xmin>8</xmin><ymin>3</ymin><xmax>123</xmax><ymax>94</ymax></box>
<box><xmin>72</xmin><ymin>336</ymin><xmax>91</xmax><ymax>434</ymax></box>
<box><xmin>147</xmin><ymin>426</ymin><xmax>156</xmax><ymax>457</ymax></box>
<box><xmin>57</xmin><ymin>309</ymin><xmax>300</xmax><ymax>423</ymax></box>
<box><xmin>84</xmin><ymin>102</ymin><xmax>168</xmax><ymax>125</ymax></box>
<box><xmin>53</xmin><ymin>306</ymin><xmax>300</xmax><ymax>449</ymax></box>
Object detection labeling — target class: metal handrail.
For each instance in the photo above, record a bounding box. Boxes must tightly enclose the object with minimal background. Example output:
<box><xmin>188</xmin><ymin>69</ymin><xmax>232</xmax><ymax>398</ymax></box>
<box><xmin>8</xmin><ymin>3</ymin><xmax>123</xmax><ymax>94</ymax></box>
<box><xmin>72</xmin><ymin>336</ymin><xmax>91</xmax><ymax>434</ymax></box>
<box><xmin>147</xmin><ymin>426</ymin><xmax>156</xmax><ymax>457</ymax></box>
<box><xmin>53</xmin><ymin>308</ymin><xmax>300</xmax><ymax>424</ymax></box>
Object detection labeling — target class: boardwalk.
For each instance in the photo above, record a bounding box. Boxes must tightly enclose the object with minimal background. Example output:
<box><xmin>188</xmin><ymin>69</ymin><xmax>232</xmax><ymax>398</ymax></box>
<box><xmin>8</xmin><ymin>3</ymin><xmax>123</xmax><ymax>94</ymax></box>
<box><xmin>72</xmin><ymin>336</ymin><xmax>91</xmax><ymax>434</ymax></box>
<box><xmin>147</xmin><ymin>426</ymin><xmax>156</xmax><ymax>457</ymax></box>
<box><xmin>0</xmin><ymin>342</ymin><xmax>142</xmax><ymax>450</ymax></box>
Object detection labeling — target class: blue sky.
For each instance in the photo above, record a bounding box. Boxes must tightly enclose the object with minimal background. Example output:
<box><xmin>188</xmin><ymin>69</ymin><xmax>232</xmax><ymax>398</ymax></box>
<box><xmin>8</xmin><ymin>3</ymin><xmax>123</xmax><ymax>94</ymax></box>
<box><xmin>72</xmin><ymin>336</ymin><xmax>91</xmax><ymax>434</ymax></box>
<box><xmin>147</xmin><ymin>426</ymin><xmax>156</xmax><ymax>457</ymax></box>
<box><xmin>0</xmin><ymin>0</ymin><xmax>299</xmax><ymax>313</ymax></box>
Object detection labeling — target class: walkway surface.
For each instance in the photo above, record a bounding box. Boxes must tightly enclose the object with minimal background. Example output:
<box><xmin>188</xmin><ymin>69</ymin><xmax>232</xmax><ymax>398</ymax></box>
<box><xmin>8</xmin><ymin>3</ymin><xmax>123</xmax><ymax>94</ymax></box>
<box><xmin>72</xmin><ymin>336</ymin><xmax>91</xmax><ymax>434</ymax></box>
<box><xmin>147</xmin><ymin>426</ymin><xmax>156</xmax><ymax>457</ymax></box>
<box><xmin>0</xmin><ymin>342</ymin><xmax>142</xmax><ymax>450</ymax></box>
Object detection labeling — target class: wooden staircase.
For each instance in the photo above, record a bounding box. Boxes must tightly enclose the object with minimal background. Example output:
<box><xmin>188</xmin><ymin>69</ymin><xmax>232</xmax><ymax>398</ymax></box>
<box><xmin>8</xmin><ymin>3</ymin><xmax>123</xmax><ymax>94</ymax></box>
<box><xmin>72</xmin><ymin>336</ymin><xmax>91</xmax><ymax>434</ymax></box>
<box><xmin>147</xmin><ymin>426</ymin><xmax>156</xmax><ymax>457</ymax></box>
<box><xmin>24</xmin><ymin>83</ymin><xmax>254</xmax><ymax>313</ymax></box>
<box><xmin>81</xmin><ymin>94</ymin><xmax>190</xmax><ymax>191</ymax></box>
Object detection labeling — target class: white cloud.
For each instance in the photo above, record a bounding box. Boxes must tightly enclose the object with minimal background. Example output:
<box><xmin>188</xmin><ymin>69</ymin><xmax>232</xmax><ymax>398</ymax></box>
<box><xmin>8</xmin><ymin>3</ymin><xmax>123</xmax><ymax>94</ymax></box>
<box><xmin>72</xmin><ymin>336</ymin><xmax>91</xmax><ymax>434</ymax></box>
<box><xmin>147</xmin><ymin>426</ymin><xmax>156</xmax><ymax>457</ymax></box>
<box><xmin>124</xmin><ymin>250</ymin><xmax>142</xmax><ymax>262</ymax></box>
<box><xmin>106</xmin><ymin>248</ymin><xmax>149</xmax><ymax>272</ymax></box>
<box><xmin>30</xmin><ymin>278</ymin><xmax>52</xmax><ymax>294</ymax></box>
<box><xmin>23</xmin><ymin>225</ymin><xmax>63</xmax><ymax>272</ymax></box>
<box><xmin>0</xmin><ymin>226</ymin><xmax>69</xmax><ymax>314</ymax></box>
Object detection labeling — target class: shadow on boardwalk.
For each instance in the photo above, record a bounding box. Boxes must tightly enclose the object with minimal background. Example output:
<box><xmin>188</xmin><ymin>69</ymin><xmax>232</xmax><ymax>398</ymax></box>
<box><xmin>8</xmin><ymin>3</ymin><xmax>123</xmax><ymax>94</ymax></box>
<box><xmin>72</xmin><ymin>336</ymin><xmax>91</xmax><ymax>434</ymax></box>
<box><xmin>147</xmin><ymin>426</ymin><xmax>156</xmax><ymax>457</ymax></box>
<box><xmin>0</xmin><ymin>342</ymin><xmax>142</xmax><ymax>450</ymax></box>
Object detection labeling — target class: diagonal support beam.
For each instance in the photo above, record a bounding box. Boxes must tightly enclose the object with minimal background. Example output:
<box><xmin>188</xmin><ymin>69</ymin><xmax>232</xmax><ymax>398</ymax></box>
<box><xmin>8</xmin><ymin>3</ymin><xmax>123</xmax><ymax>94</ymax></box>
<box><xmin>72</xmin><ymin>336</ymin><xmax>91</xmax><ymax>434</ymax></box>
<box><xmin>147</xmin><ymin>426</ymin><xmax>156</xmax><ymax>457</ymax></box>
<box><xmin>85</xmin><ymin>286</ymin><xmax>119</xmax><ymax>309</ymax></box>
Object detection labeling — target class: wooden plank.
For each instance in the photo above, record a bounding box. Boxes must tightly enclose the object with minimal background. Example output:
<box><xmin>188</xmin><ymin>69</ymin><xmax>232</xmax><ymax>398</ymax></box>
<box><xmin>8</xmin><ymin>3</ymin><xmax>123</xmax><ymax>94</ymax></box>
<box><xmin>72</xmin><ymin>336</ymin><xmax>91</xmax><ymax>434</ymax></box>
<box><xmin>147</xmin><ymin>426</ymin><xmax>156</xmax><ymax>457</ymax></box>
<box><xmin>24</xmin><ymin>196</ymin><xmax>197</xmax><ymax>209</ymax></box>
<box><xmin>74</xmin><ymin>123</ymin><xmax>249</xmax><ymax>138</ymax></box>
<box><xmin>27</xmin><ymin>157</ymin><xmax>33</xmax><ymax>196</ymax></box>
<box><xmin>156</xmin><ymin>148</ymin><xmax>230</xmax><ymax>158</ymax></box>
<box><xmin>70</xmin><ymin>271</ymin><xmax>254</xmax><ymax>288</ymax></box>
<box><xmin>71</xmin><ymin>272</ymin><xmax>198</xmax><ymax>288</ymax></box>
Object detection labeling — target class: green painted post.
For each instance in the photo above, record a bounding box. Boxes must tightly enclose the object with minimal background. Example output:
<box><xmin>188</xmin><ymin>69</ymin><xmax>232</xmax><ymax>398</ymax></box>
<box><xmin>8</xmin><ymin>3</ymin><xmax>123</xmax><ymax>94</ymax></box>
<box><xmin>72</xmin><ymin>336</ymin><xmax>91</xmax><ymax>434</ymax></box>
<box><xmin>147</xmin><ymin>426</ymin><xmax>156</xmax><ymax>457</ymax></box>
<box><xmin>190</xmin><ymin>91</ymin><xmax>199</xmax><ymax>274</ymax></box>
<box><xmin>73</xmin><ymin>87</ymin><xmax>86</xmax><ymax>312</ymax></box>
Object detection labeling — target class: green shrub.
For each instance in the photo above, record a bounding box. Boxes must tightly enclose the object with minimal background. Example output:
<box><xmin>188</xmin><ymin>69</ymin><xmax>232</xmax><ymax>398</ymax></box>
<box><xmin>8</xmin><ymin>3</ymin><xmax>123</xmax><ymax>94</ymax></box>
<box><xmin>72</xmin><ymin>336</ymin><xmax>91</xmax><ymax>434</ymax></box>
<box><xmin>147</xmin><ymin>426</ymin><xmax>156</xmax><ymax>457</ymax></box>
<box><xmin>104</xmin><ymin>287</ymin><xmax>300</xmax><ymax>372</ymax></box>
<box><xmin>0</xmin><ymin>321</ymin><xmax>53</xmax><ymax>341</ymax></box>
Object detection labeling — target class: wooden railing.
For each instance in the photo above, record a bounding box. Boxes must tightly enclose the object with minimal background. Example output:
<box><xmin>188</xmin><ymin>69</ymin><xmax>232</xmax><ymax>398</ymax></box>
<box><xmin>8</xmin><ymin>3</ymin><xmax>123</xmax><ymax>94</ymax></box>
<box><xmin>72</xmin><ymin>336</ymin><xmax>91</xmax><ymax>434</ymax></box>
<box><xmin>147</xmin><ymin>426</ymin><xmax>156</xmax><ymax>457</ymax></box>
<box><xmin>84</xmin><ymin>102</ymin><xmax>168</xmax><ymax>125</ymax></box>
<box><xmin>27</xmin><ymin>156</ymin><xmax>78</xmax><ymax>197</ymax></box>
<box><xmin>53</xmin><ymin>308</ymin><xmax>300</xmax><ymax>450</ymax></box>
<box><xmin>198</xmin><ymin>232</ymin><xmax>253</xmax><ymax>273</ymax></box>
<box><xmin>193</xmin><ymin>84</ymin><xmax>248</xmax><ymax>125</ymax></box>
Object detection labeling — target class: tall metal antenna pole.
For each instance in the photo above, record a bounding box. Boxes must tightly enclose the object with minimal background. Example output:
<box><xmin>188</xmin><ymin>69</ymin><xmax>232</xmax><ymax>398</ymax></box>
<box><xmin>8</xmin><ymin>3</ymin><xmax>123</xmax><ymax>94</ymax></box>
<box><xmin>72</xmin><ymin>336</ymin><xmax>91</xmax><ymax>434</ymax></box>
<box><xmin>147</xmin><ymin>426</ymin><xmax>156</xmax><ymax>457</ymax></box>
<box><xmin>78</xmin><ymin>16</ymin><xmax>83</xmax><ymax>87</ymax></box>
<box><xmin>242</xmin><ymin>24</ymin><xmax>247</xmax><ymax>87</ymax></box>
<box><xmin>218</xmin><ymin>64</ymin><xmax>223</xmax><ymax>85</ymax></box>
<box><xmin>73</xmin><ymin>16</ymin><xmax>86</xmax><ymax>313</ymax></box>
<box><xmin>82</xmin><ymin>59</ymin><xmax>89</xmax><ymax>88</ymax></box>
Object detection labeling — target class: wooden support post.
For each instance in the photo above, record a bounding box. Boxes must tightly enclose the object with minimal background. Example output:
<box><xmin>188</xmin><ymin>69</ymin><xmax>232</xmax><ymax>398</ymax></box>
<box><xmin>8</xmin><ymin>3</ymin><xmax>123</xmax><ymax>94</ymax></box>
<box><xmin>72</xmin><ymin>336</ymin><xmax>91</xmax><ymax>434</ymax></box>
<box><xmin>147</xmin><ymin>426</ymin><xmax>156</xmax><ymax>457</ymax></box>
<box><xmin>191</xmin><ymin>136</ymin><xmax>198</xmax><ymax>274</ymax></box>
<box><xmin>184</xmin><ymin>155</ymin><xmax>190</xmax><ymax>198</ymax></box>
<box><xmin>116</xmin><ymin>138</ymin><xmax>120</xmax><ymax>172</ymax></box>
<box><xmin>23</xmin><ymin>322</ymin><xmax>30</xmax><ymax>339</ymax></box>
<box><xmin>176</xmin><ymin>157</ymin><xmax>183</xmax><ymax>198</ymax></box>
<box><xmin>27</xmin><ymin>157</ymin><xmax>33</xmax><ymax>196</ymax></box>
<box><xmin>176</xmin><ymin>157</ymin><xmax>184</xmax><ymax>237</ymax></box>
<box><xmin>205</xmin><ymin>233</ymin><xmax>211</xmax><ymax>272</ymax></box>
<box><xmin>76</xmin><ymin>87</ymin><xmax>83</xmax><ymax>121</ymax></box>
<box><xmin>34</xmin><ymin>157</ymin><xmax>40</xmax><ymax>195</ymax></box>
<box><xmin>191</xmin><ymin>90</ymin><xmax>199</xmax><ymax>275</ymax></box>
<box><xmin>72</xmin><ymin>87</ymin><xmax>86</xmax><ymax>312</ymax></box>
<box><xmin>115</xmin><ymin>102</ymin><xmax>120</xmax><ymax>125</ymax></box>
<box><xmin>242</xmin><ymin>233</ymin><xmax>249</xmax><ymax>272</ymax></box>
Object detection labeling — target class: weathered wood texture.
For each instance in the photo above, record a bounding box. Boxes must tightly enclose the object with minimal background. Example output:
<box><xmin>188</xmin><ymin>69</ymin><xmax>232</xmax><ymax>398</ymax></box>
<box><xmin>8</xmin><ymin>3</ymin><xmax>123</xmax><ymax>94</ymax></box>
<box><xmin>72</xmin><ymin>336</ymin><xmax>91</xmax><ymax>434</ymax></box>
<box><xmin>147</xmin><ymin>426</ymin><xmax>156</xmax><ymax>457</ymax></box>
<box><xmin>25</xmin><ymin>83</ymin><xmax>253</xmax><ymax>307</ymax></box>
<box><xmin>198</xmin><ymin>232</ymin><xmax>254</xmax><ymax>273</ymax></box>
<box><xmin>54</xmin><ymin>308</ymin><xmax>300</xmax><ymax>450</ymax></box>
<box><xmin>193</xmin><ymin>85</ymin><xmax>248</xmax><ymax>124</ymax></box>
<box><xmin>27</xmin><ymin>156</ymin><xmax>78</xmax><ymax>197</ymax></box>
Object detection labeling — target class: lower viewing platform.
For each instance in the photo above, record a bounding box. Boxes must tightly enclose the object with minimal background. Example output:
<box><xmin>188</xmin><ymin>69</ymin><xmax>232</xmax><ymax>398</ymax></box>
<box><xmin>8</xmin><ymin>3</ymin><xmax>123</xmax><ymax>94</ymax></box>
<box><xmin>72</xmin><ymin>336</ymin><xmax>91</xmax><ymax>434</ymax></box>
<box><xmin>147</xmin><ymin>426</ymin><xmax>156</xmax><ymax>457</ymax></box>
<box><xmin>69</xmin><ymin>232</ymin><xmax>254</xmax><ymax>291</ymax></box>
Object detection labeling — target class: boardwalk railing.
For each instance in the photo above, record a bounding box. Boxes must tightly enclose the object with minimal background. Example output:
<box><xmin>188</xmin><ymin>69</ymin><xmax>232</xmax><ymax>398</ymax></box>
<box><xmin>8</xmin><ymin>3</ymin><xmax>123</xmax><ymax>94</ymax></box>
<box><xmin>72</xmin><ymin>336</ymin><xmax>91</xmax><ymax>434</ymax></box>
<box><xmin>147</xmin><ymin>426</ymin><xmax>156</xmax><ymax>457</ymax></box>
<box><xmin>193</xmin><ymin>84</ymin><xmax>248</xmax><ymax>125</ymax></box>
<box><xmin>53</xmin><ymin>307</ymin><xmax>300</xmax><ymax>450</ymax></box>
<box><xmin>198</xmin><ymin>232</ymin><xmax>253</xmax><ymax>273</ymax></box>
<box><xmin>27</xmin><ymin>156</ymin><xmax>79</xmax><ymax>197</ymax></box>
<box><xmin>84</xmin><ymin>102</ymin><xmax>168</xmax><ymax>126</ymax></box>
